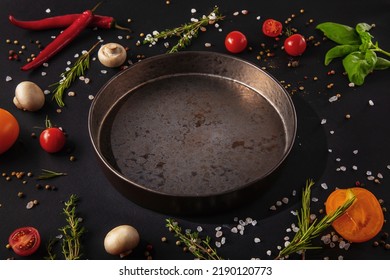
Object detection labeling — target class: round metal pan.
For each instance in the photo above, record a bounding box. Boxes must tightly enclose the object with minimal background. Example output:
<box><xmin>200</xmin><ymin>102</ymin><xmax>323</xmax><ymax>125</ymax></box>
<box><xmin>88</xmin><ymin>51</ymin><xmax>297</xmax><ymax>215</ymax></box>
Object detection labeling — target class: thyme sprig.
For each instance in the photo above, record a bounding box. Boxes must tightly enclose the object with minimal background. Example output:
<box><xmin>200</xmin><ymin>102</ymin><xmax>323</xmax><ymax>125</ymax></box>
<box><xmin>59</xmin><ymin>194</ymin><xmax>85</xmax><ymax>260</ymax></box>
<box><xmin>275</xmin><ymin>179</ymin><xmax>356</xmax><ymax>260</ymax></box>
<box><xmin>166</xmin><ymin>218</ymin><xmax>223</xmax><ymax>260</ymax></box>
<box><xmin>143</xmin><ymin>6</ymin><xmax>224</xmax><ymax>53</ymax></box>
<box><xmin>37</xmin><ymin>169</ymin><xmax>67</xmax><ymax>180</ymax></box>
<box><xmin>51</xmin><ymin>41</ymin><xmax>100</xmax><ymax>107</ymax></box>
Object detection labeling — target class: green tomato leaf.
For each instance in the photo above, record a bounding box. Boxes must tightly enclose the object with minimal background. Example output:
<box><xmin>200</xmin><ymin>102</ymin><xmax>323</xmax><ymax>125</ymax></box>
<box><xmin>342</xmin><ymin>50</ymin><xmax>377</xmax><ymax>85</ymax></box>
<box><xmin>316</xmin><ymin>22</ymin><xmax>361</xmax><ymax>45</ymax></box>
<box><xmin>374</xmin><ymin>57</ymin><xmax>390</xmax><ymax>70</ymax></box>
<box><xmin>324</xmin><ymin>45</ymin><xmax>360</xmax><ymax>65</ymax></box>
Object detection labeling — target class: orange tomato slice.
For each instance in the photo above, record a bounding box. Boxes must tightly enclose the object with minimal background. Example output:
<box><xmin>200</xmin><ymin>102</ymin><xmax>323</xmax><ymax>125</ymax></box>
<box><xmin>325</xmin><ymin>187</ymin><xmax>384</xmax><ymax>243</ymax></box>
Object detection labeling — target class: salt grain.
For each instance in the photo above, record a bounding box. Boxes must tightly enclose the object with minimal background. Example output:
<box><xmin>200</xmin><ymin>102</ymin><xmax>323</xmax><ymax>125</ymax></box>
<box><xmin>290</xmin><ymin>210</ymin><xmax>298</xmax><ymax>216</ymax></box>
<box><xmin>221</xmin><ymin>237</ymin><xmax>226</xmax><ymax>245</ymax></box>
<box><xmin>44</xmin><ymin>90</ymin><xmax>50</xmax><ymax>95</ymax></box>
<box><xmin>215</xmin><ymin>231</ymin><xmax>223</xmax><ymax>238</ymax></box>
<box><xmin>41</xmin><ymin>72</ymin><xmax>47</xmax><ymax>76</ymax></box>
<box><xmin>45</xmin><ymin>8</ymin><xmax>51</xmax><ymax>13</ymax></box>
<box><xmin>215</xmin><ymin>226</ymin><xmax>221</xmax><ymax>231</ymax></box>
<box><xmin>204</xmin><ymin>43</ymin><xmax>212</xmax><ymax>48</ymax></box>
<box><xmin>191</xmin><ymin>8</ymin><xmax>196</xmax><ymax>13</ymax></box>
<box><xmin>368</xmin><ymin>100</ymin><xmax>374</xmax><ymax>106</ymax></box>
<box><xmin>215</xmin><ymin>241</ymin><xmax>221</xmax><ymax>248</ymax></box>
<box><xmin>254</xmin><ymin>237</ymin><xmax>261</xmax><ymax>243</ymax></box>
<box><xmin>321</xmin><ymin>119</ymin><xmax>327</xmax><ymax>125</ymax></box>
<box><xmin>329</xmin><ymin>95</ymin><xmax>338</xmax><ymax>102</ymax></box>
<box><xmin>282</xmin><ymin>197</ymin><xmax>289</xmax><ymax>204</ymax></box>
<box><xmin>233</xmin><ymin>11</ymin><xmax>239</xmax><ymax>16</ymax></box>
<box><xmin>353</xmin><ymin>150</ymin><xmax>359</xmax><ymax>154</ymax></box>
<box><xmin>241</xmin><ymin>10</ymin><xmax>249</xmax><ymax>15</ymax></box>
<box><xmin>251</xmin><ymin>220</ymin><xmax>258</xmax><ymax>226</ymax></box>
<box><xmin>352</xmin><ymin>165</ymin><xmax>358</xmax><ymax>170</ymax></box>
<box><xmin>101</xmin><ymin>70</ymin><xmax>107</xmax><ymax>74</ymax></box>
<box><xmin>196</xmin><ymin>226</ymin><xmax>203</xmax><ymax>232</ymax></box>
<box><xmin>231</xmin><ymin>227</ymin><xmax>238</xmax><ymax>233</ymax></box>
<box><xmin>321</xmin><ymin>183</ymin><xmax>328</xmax><ymax>190</ymax></box>
<box><xmin>5</xmin><ymin>76</ymin><xmax>12</xmax><ymax>82</ymax></box>
<box><xmin>269</xmin><ymin>205</ymin><xmax>277</xmax><ymax>211</ymax></box>
<box><xmin>266</xmin><ymin>250</ymin><xmax>272</xmax><ymax>256</ymax></box>
<box><xmin>88</xmin><ymin>95</ymin><xmax>94</xmax><ymax>100</ymax></box>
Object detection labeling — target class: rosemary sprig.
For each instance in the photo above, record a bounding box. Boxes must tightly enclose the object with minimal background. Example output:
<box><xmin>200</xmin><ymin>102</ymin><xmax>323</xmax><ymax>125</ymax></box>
<box><xmin>166</xmin><ymin>218</ymin><xmax>223</xmax><ymax>260</ymax></box>
<box><xmin>37</xmin><ymin>169</ymin><xmax>67</xmax><ymax>180</ymax></box>
<box><xmin>51</xmin><ymin>41</ymin><xmax>100</xmax><ymax>107</ymax></box>
<box><xmin>275</xmin><ymin>179</ymin><xmax>356</xmax><ymax>259</ymax></box>
<box><xmin>59</xmin><ymin>194</ymin><xmax>85</xmax><ymax>260</ymax></box>
<box><xmin>143</xmin><ymin>6</ymin><xmax>224</xmax><ymax>53</ymax></box>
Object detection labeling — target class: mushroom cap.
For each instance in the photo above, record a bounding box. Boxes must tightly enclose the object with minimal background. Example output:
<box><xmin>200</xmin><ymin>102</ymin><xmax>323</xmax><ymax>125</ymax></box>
<box><xmin>98</xmin><ymin>43</ymin><xmax>127</xmax><ymax>68</ymax></box>
<box><xmin>104</xmin><ymin>225</ymin><xmax>140</xmax><ymax>256</ymax></box>
<box><xmin>14</xmin><ymin>81</ymin><xmax>45</xmax><ymax>111</ymax></box>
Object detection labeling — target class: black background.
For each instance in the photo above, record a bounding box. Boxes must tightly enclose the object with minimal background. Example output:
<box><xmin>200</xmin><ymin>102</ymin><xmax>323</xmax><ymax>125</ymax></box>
<box><xmin>0</xmin><ymin>0</ymin><xmax>389</xmax><ymax>260</ymax></box>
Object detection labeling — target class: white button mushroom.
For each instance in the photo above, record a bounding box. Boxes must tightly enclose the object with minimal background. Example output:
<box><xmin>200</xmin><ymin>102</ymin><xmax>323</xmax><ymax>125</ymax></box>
<box><xmin>14</xmin><ymin>81</ymin><xmax>45</xmax><ymax>111</ymax></box>
<box><xmin>104</xmin><ymin>225</ymin><xmax>140</xmax><ymax>258</ymax></box>
<box><xmin>98</xmin><ymin>43</ymin><xmax>127</xmax><ymax>68</ymax></box>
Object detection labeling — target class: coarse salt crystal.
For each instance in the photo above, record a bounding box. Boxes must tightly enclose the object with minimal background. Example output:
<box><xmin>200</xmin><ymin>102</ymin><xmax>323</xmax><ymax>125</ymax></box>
<box><xmin>191</xmin><ymin>8</ymin><xmax>196</xmax><ymax>13</ymax></box>
<box><xmin>231</xmin><ymin>227</ymin><xmax>238</xmax><ymax>233</ymax></box>
<box><xmin>254</xmin><ymin>237</ymin><xmax>261</xmax><ymax>243</ymax></box>
<box><xmin>41</xmin><ymin>72</ymin><xmax>47</xmax><ymax>76</ymax></box>
<box><xmin>321</xmin><ymin>183</ymin><xmax>328</xmax><ymax>190</ymax></box>
<box><xmin>353</xmin><ymin>150</ymin><xmax>359</xmax><ymax>154</ymax></box>
<box><xmin>321</xmin><ymin>119</ymin><xmax>327</xmax><ymax>125</ymax></box>
<box><xmin>266</xmin><ymin>250</ymin><xmax>272</xmax><ymax>256</ymax></box>
<box><xmin>269</xmin><ymin>205</ymin><xmax>277</xmax><ymax>211</ymax></box>
<box><xmin>276</xmin><ymin>200</ymin><xmax>282</xmax><ymax>206</ymax></box>
<box><xmin>44</xmin><ymin>90</ymin><xmax>50</xmax><ymax>95</ymax></box>
<box><xmin>256</xmin><ymin>16</ymin><xmax>261</xmax><ymax>20</ymax></box>
<box><xmin>340</xmin><ymin>166</ymin><xmax>347</xmax><ymax>171</ymax></box>
<box><xmin>352</xmin><ymin>165</ymin><xmax>358</xmax><ymax>170</ymax></box>
<box><xmin>196</xmin><ymin>226</ymin><xmax>203</xmax><ymax>232</ymax></box>
<box><xmin>368</xmin><ymin>100</ymin><xmax>374</xmax><ymax>106</ymax></box>
<box><xmin>5</xmin><ymin>76</ymin><xmax>12</xmax><ymax>82</ymax></box>
<box><xmin>88</xmin><ymin>95</ymin><xmax>94</xmax><ymax>100</ymax></box>
<box><xmin>378</xmin><ymin>173</ymin><xmax>383</xmax><ymax>179</ymax></box>
<box><xmin>215</xmin><ymin>231</ymin><xmax>223</xmax><ymax>238</ymax></box>
<box><xmin>251</xmin><ymin>220</ymin><xmax>257</xmax><ymax>226</ymax></box>
<box><xmin>367</xmin><ymin>176</ymin><xmax>375</xmax><ymax>181</ymax></box>
<box><xmin>282</xmin><ymin>197</ymin><xmax>289</xmax><ymax>204</ymax></box>
<box><xmin>215</xmin><ymin>226</ymin><xmax>221</xmax><ymax>231</ymax></box>
<box><xmin>101</xmin><ymin>70</ymin><xmax>107</xmax><ymax>74</ymax></box>
<box><xmin>241</xmin><ymin>10</ymin><xmax>249</xmax><ymax>15</ymax></box>
<box><xmin>290</xmin><ymin>210</ymin><xmax>298</xmax><ymax>216</ymax></box>
<box><xmin>215</xmin><ymin>241</ymin><xmax>221</xmax><ymax>248</ymax></box>
<box><xmin>330</xmin><ymin>130</ymin><xmax>335</xmax><ymax>135</ymax></box>
<box><xmin>284</xmin><ymin>241</ymin><xmax>290</xmax><ymax>247</ymax></box>
<box><xmin>311</xmin><ymin>197</ymin><xmax>319</xmax><ymax>202</ymax></box>
<box><xmin>387</xmin><ymin>165</ymin><xmax>390</xmax><ymax>170</ymax></box>
<box><xmin>366</xmin><ymin>171</ymin><xmax>372</xmax><ymax>176</ymax></box>
<box><xmin>46</xmin><ymin>8</ymin><xmax>51</xmax><ymax>13</ymax></box>
<box><xmin>233</xmin><ymin>11</ymin><xmax>239</xmax><ymax>16</ymax></box>
<box><xmin>329</xmin><ymin>95</ymin><xmax>338</xmax><ymax>102</ymax></box>
<box><xmin>204</xmin><ymin>43</ymin><xmax>212</xmax><ymax>48</ymax></box>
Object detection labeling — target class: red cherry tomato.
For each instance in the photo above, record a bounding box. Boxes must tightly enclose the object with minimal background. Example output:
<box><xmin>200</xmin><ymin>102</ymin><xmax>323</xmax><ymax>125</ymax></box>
<box><xmin>0</xmin><ymin>108</ymin><xmax>20</xmax><ymax>154</ymax></box>
<box><xmin>225</xmin><ymin>31</ymin><xmax>248</xmax><ymax>54</ymax></box>
<box><xmin>8</xmin><ymin>226</ymin><xmax>41</xmax><ymax>256</ymax></box>
<box><xmin>39</xmin><ymin>127</ymin><xmax>66</xmax><ymax>153</ymax></box>
<box><xmin>284</xmin><ymin>34</ymin><xmax>307</xmax><ymax>56</ymax></box>
<box><xmin>262</xmin><ymin>19</ymin><xmax>283</xmax><ymax>37</ymax></box>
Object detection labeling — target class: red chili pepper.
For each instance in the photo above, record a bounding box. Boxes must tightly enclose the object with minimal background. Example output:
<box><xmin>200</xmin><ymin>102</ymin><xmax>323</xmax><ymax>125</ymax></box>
<box><xmin>21</xmin><ymin>10</ymin><xmax>94</xmax><ymax>71</ymax></box>
<box><xmin>9</xmin><ymin>14</ymin><xmax>130</xmax><ymax>31</ymax></box>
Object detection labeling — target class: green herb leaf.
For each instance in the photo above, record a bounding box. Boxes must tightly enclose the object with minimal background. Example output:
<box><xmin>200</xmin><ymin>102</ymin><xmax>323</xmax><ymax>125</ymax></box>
<box><xmin>374</xmin><ymin>57</ymin><xmax>390</xmax><ymax>70</ymax></box>
<box><xmin>342</xmin><ymin>50</ymin><xmax>377</xmax><ymax>85</ymax></box>
<box><xmin>324</xmin><ymin>44</ymin><xmax>360</xmax><ymax>65</ymax></box>
<box><xmin>316</xmin><ymin>22</ymin><xmax>361</xmax><ymax>45</ymax></box>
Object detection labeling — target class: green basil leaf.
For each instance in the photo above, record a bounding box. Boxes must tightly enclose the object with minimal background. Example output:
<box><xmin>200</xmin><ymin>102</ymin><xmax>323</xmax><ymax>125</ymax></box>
<box><xmin>374</xmin><ymin>57</ymin><xmax>390</xmax><ymax>70</ymax></box>
<box><xmin>324</xmin><ymin>45</ymin><xmax>360</xmax><ymax>65</ymax></box>
<box><xmin>356</xmin><ymin>23</ymin><xmax>374</xmax><ymax>51</ymax></box>
<box><xmin>342</xmin><ymin>50</ymin><xmax>377</xmax><ymax>85</ymax></box>
<box><xmin>316</xmin><ymin>22</ymin><xmax>361</xmax><ymax>45</ymax></box>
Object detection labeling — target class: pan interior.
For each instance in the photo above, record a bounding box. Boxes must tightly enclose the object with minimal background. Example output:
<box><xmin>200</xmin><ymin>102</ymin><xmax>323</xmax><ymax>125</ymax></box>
<box><xmin>100</xmin><ymin>73</ymin><xmax>288</xmax><ymax>197</ymax></box>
